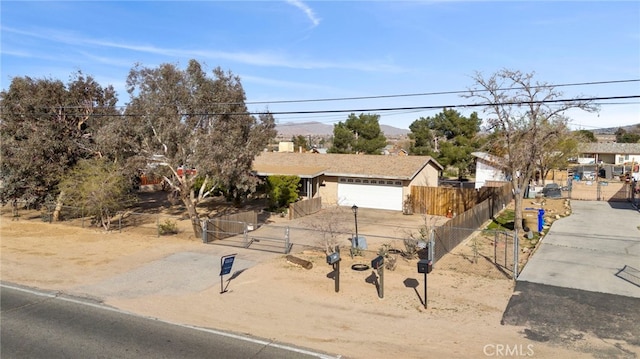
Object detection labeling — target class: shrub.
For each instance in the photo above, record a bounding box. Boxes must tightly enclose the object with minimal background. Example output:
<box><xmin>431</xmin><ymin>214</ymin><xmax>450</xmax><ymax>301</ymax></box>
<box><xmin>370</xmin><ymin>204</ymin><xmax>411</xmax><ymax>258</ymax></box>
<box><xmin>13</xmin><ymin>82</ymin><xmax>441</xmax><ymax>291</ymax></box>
<box><xmin>266</xmin><ymin>175</ymin><xmax>300</xmax><ymax>210</ymax></box>
<box><xmin>159</xmin><ymin>219</ymin><xmax>179</xmax><ymax>235</ymax></box>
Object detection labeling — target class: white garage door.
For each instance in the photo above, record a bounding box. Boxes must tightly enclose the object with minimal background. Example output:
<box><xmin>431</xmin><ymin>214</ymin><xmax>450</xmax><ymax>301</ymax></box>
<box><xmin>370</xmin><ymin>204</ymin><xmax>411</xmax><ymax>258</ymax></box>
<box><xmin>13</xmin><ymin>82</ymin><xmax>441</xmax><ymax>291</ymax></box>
<box><xmin>337</xmin><ymin>178</ymin><xmax>403</xmax><ymax>211</ymax></box>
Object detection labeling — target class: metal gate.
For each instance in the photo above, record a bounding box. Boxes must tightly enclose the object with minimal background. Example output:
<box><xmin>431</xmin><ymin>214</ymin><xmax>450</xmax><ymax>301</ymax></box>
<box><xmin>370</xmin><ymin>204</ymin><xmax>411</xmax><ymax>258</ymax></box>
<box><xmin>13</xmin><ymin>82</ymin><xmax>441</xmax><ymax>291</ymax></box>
<box><xmin>202</xmin><ymin>218</ymin><xmax>292</xmax><ymax>254</ymax></box>
<box><xmin>432</xmin><ymin>227</ymin><xmax>519</xmax><ymax>279</ymax></box>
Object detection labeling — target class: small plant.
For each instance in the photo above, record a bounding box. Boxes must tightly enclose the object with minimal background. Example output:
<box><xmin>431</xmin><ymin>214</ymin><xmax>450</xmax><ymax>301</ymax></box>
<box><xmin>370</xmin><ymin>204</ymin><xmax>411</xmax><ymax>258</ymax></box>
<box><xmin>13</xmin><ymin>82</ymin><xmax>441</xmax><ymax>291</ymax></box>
<box><xmin>159</xmin><ymin>219</ymin><xmax>179</xmax><ymax>235</ymax></box>
<box><xmin>468</xmin><ymin>235</ymin><xmax>482</xmax><ymax>264</ymax></box>
<box><xmin>377</xmin><ymin>243</ymin><xmax>398</xmax><ymax>271</ymax></box>
<box><xmin>402</xmin><ymin>237</ymin><xmax>420</xmax><ymax>259</ymax></box>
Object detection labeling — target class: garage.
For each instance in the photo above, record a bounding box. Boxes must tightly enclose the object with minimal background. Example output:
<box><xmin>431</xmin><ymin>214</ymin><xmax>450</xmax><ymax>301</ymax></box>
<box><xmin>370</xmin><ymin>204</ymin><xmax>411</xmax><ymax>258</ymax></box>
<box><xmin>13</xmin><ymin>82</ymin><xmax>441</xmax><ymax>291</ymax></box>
<box><xmin>337</xmin><ymin>178</ymin><xmax>403</xmax><ymax>211</ymax></box>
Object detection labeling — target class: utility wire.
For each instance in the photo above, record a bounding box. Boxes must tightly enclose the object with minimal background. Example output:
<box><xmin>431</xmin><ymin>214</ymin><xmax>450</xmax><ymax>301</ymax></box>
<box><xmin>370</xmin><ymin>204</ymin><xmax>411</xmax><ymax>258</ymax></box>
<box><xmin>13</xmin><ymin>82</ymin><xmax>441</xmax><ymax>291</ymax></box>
<box><xmin>245</xmin><ymin>79</ymin><xmax>640</xmax><ymax>105</ymax></box>
<box><xmin>3</xmin><ymin>95</ymin><xmax>638</xmax><ymax>118</ymax></box>
<box><xmin>11</xmin><ymin>78</ymin><xmax>640</xmax><ymax>110</ymax></box>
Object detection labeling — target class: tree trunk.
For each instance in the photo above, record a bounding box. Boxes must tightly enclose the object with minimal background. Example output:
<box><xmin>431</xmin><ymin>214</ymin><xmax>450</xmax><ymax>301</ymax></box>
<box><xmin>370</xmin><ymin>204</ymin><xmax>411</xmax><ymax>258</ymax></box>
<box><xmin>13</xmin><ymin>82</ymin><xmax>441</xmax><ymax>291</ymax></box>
<box><xmin>183</xmin><ymin>195</ymin><xmax>202</xmax><ymax>238</ymax></box>
<box><xmin>512</xmin><ymin>174</ymin><xmax>532</xmax><ymax>233</ymax></box>
<box><xmin>52</xmin><ymin>191</ymin><xmax>65</xmax><ymax>222</ymax></box>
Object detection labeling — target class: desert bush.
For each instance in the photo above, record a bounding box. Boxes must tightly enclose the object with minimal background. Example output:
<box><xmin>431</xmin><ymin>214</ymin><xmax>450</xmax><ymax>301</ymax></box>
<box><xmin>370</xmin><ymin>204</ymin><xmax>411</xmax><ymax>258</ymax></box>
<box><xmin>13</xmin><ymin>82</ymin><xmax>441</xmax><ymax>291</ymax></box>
<box><xmin>159</xmin><ymin>219</ymin><xmax>179</xmax><ymax>235</ymax></box>
<box><xmin>265</xmin><ymin>175</ymin><xmax>300</xmax><ymax>210</ymax></box>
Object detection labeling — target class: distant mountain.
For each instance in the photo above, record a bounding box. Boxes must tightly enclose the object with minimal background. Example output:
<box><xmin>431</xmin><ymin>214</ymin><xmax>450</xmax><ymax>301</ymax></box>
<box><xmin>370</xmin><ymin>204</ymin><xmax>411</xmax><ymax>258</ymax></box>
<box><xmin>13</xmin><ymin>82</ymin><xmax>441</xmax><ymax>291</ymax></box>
<box><xmin>591</xmin><ymin>123</ymin><xmax>640</xmax><ymax>134</ymax></box>
<box><xmin>275</xmin><ymin>121</ymin><xmax>409</xmax><ymax>137</ymax></box>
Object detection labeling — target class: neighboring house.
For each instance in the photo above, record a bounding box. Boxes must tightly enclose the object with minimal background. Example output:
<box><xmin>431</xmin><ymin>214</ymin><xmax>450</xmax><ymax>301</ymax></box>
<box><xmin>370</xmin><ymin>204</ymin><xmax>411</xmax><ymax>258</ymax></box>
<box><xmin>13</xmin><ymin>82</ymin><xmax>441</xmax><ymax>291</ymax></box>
<box><xmin>472</xmin><ymin>152</ymin><xmax>509</xmax><ymax>190</ymax></box>
<box><xmin>382</xmin><ymin>144</ymin><xmax>408</xmax><ymax>156</ymax></box>
<box><xmin>577</xmin><ymin>143</ymin><xmax>640</xmax><ymax>165</ymax></box>
<box><xmin>278</xmin><ymin>141</ymin><xmax>295</xmax><ymax>153</ymax></box>
<box><xmin>252</xmin><ymin>152</ymin><xmax>443</xmax><ymax>211</ymax></box>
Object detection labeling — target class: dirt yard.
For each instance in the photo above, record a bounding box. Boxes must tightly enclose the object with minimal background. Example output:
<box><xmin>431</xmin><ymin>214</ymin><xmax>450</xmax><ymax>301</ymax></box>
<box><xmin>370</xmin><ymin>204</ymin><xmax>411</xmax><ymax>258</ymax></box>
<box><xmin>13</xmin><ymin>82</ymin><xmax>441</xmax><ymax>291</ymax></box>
<box><xmin>1</xmin><ymin>194</ymin><xmax>626</xmax><ymax>359</ymax></box>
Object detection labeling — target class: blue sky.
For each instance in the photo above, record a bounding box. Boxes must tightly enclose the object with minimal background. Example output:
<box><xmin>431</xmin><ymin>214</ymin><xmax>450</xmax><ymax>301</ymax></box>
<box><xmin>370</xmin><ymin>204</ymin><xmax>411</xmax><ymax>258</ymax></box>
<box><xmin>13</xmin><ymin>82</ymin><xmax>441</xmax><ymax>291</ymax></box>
<box><xmin>2</xmin><ymin>1</ymin><xmax>639</xmax><ymax>131</ymax></box>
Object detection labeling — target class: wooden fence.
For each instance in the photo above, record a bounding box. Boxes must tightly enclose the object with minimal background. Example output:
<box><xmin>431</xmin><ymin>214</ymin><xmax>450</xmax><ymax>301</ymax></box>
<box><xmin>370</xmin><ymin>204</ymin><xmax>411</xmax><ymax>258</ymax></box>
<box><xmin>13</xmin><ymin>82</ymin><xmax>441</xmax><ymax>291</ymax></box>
<box><xmin>411</xmin><ymin>185</ymin><xmax>510</xmax><ymax>216</ymax></box>
<box><xmin>289</xmin><ymin>197</ymin><xmax>322</xmax><ymax>220</ymax></box>
<box><xmin>432</xmin><ymin>184</ymin><xmax>514</xmax><ymax>263</ymax></box>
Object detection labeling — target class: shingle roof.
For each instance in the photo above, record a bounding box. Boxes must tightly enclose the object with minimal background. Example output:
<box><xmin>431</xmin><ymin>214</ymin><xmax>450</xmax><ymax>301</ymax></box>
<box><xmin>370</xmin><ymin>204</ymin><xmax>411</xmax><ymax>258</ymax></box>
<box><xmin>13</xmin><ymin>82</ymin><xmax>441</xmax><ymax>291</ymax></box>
<box><xmin>578</xmin><ymin>142</ymin><xmax>640</xmax><ymax>154</ymax></box>
<box><xmin>252</xmin><ymin>152</ymin><xmax>443</xmax><ymax>180</ymax></box>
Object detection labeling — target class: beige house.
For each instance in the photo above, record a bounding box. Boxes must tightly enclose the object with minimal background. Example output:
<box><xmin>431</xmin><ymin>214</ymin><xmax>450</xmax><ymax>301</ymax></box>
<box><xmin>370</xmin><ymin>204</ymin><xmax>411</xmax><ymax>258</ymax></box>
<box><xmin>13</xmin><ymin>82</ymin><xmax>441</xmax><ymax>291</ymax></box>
<box><xmin>577</xmin><ymin>143</ymin><xmax>640</xmax><ymax>165</ymax></box>
<box><xmin>252</xmin><ymin>152</ymin><xmax>443</xmax><ymax>211</ymax></box>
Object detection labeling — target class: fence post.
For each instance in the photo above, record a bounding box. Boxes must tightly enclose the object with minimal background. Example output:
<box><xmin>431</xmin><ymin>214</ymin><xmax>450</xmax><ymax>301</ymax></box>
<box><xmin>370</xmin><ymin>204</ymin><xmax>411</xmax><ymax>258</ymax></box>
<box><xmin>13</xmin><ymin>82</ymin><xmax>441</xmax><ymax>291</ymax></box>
<box><xmin>513</xmin><ymin>229</ymin><xmax>519</xmax><ymax>280</ymax></box>
<box><xmin>284</xmin><ymin>226</ymin><xmax>290</xmax><ymax>254</ymax></box>
<box><xmin>243</xmin><ymin>223</ymin><xmax>249</xmax><ymax>247</ymax></box>
<box><xmin>156</xmin><ymin>214</ymin><xmax>160</xmax><ymax>238</ymax></box>
<box><xmin>202</xmin><ymin>220</ymin><xmax>208</xmax><ymax>243</ymax></box>
<box><xmin>428</xmin><ymin>229</ymin><xmax>435</xmax><ymax>262</ymax></box>
<box><xmin>494</xmin><ymin>231</ymin><xmax>498</xmax><ymax>264</ymax></box>
<box><xmin>119</xmin><ymin>213</ymin><xmax>122</xmax><ymax>233</ymax></box>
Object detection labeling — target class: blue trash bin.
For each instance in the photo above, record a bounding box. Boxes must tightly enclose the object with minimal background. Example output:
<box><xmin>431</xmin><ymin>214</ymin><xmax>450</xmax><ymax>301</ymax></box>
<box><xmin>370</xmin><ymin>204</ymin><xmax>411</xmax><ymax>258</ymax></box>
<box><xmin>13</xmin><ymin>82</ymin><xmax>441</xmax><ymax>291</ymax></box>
<box><xmin>537</xmin><ymin>209</ymin><xmax>545</xmax><ymax>232</ymax></box>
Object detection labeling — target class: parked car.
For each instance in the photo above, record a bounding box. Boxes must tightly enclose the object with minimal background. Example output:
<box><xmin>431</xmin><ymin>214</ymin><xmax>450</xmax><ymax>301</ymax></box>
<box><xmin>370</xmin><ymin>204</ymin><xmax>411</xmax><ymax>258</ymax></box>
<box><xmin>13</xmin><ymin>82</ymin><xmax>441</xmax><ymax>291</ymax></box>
<box><xmin>542</xmin><ymin>183</ymin><xmax>562</xmax><ymax>198</ymax></box>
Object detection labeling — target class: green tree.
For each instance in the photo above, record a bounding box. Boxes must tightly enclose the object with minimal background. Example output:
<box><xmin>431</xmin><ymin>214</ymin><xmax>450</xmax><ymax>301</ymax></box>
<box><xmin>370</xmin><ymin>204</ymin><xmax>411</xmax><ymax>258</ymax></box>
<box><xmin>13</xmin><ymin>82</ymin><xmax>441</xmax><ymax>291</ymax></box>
<box><xmin>328</xmin><ymin>113</ymin><xmax>387</xmax><ymax>154</ymax></box>
<box><xmin>58</xmin><ymin>158</ymin><xmax>135</xmax><ymax>230</ymax></box>
<box><xmin>465</xmin><ymin>69</ymin><xmax>597</xmax><ymax>232</ymax></box>
<box><xmin>615</xmin><ymin>128</ymin><xmax>640</xmax><ymax>143</ymax></box>
<box><xmin>0</xmin><ymin>72</ymin><xmax>134</xmax><ymax>211</ymax></box>
<box><xmin>125</xmin><ymin>60</ymin><xmax>276</xmax><ymax>237</ymax></box>
<box><xmin>573</xmin><ymin>129</ymin><xmax>597</xmax><ymax>142</ymax></box>
<box><xmin>266</xmin><ymin>175</ymin><xmax>300</xmax><ymax>209</ymax></box>
<box><xmin>408</xmin><ymin>109</ymin><xmax>483</xmax><ymax>176</ymax></box>
<box><xmin>408</xmin><ymin>119</ymin><xmax>435</xmax><ymax>155</ymax></box>
<box><xmin>291</xmin><ymin>135</ymin><xmax>309</xmax><ymax>152</ymax></box>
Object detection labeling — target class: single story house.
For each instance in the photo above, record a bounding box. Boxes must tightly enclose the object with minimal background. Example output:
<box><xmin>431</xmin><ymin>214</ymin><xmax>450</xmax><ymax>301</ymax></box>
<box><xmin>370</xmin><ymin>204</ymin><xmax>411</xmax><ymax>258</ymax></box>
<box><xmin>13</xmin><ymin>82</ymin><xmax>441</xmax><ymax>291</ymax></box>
<box><xmin>471</xmin><ymin>152</ymin><xmax>509</xmax><ymax>189</ymax></box>
<box><xmin>252</xmin><ymin>152</ymin><xmax>443</xmax><ymax>211</ymax></box>
<box><xmin>577</xmin><ymin>143</ymin><xmax>640</xmax><ymax>165</ymax></box>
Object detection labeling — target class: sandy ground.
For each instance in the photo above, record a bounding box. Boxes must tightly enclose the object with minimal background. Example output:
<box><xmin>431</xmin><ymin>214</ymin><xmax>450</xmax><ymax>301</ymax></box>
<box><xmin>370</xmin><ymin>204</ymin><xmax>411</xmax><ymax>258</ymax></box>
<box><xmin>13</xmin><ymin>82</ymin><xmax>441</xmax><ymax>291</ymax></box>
<box><xmin>0</xmin><ymin>196</ymin><xmax>625</xmax><ymax>359</ymax></box>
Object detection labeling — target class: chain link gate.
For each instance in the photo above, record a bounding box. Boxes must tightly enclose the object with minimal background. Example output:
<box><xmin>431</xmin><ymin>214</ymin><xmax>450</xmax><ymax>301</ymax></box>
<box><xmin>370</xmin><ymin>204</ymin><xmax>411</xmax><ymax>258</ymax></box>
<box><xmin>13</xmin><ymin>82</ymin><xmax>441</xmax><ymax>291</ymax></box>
<box><xmin>433</xmin><ymin>227</ymin><xmax>519</xmax><ymax>280</ymax></box>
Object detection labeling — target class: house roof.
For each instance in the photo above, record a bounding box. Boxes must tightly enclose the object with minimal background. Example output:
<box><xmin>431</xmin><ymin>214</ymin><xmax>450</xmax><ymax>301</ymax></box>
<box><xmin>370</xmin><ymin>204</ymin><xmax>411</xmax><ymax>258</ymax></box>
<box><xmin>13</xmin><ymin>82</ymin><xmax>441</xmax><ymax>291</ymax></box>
<box><xmin>252</xmin><ymin>152</ymin><xmax>443</xmax><ymax>180</ymax></box>
<box><xmin>578</xmin><ymin>142</ymin><xmax>640</xmax><ymax>154</ymax></box>
<box><xmin>471</xmin><ymin>152</ymin><xmax>506</xmax><ymax>168</ymax></box>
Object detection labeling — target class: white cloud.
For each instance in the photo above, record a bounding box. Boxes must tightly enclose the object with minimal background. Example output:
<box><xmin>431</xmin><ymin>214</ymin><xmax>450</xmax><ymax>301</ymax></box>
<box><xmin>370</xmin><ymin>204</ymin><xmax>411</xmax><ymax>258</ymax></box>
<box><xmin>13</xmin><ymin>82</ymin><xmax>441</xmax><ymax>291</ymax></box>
<box><xmin>3</xmin><ymin>25</ymin><xmax>402</xmax><ymax>73</ymax></box>
<box><xmin>285</xmin><ymin>0</ymin><xmax>321</xmax><ymax>27</ymax></box>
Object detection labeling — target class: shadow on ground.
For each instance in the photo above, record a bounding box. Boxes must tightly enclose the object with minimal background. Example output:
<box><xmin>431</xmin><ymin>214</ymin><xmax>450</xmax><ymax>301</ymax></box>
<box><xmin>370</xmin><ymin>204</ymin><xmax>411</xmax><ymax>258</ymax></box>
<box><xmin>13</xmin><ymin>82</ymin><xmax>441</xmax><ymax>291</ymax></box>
<box><xmin>502</xmin><ymin>281</ymin><xmax>640</xmax><ymax>357</ymax></box>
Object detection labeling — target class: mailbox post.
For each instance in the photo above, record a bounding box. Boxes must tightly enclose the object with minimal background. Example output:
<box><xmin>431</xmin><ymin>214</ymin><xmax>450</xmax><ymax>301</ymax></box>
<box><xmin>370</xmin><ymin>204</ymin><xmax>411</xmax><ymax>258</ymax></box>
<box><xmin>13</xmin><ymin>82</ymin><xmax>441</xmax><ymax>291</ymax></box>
<box><xmin>326</xmin><ymin>248</ymin><xmax>341</xmax><ymax>293</ymax></box>
<box><xmin>371</xmin><ymin>255</ymin><xmax>384</xmax><ymax>299</ymax></box>
<box><xmin>417</xmin><ymin>259</ymin><xmax>433</xmax><ymax>308</ymax></box>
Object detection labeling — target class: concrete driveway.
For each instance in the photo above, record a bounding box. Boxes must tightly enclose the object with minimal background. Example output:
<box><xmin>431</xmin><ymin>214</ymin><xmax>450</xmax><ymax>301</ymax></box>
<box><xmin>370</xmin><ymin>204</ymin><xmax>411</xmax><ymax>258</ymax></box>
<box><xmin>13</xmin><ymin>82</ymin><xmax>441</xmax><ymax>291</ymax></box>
<box><xmin>518</xmin><ymin>200</ymin><xmax>640</xmax><ymax>298</ymax></box>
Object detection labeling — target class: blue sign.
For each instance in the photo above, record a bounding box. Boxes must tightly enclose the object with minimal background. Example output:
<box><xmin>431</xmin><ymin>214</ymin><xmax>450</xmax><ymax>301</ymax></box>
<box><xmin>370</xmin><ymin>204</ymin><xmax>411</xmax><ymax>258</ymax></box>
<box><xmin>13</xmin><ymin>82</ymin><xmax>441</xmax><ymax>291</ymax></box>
<box><xmin>220</xmin><ymin>254</ymin><xmax>236</xmax><ymax>276</ymax></box>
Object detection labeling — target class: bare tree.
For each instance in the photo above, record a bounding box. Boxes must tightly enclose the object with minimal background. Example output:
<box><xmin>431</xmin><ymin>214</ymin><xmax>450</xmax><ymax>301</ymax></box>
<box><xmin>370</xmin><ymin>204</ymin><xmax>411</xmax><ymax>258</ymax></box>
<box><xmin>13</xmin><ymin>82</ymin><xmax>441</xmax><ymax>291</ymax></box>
<box><xmin>465</xmin><ymin>69</ymin><xmax>597</xmax><ymax>231</ymax></box>
<box><xmin>306</xmin><ymin>205</ymin><xmax>350</xmax><ymax>254</ymax></box>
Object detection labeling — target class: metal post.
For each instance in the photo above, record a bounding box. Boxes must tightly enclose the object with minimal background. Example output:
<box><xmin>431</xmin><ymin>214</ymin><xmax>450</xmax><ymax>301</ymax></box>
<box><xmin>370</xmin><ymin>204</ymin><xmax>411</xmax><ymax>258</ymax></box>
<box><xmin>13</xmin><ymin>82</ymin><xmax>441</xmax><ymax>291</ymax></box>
<box><xmin>493</xmin><ymin>232</ymin><xmax>499</xmax><ymax>263</ymax></box>
<box><xmin>428</xmin><ymin>229</ymin><xmax>435</xmax><ymax>261</ymax></box>
<box><xmin>334</xmin><ymin>261</ymin><xmax>340</xmax><ymax>293</ymax></box>
<box><xmin>202</xmin><ymin>220</ymin><xmax>209</xmax><ymax>243</ymax></box>
<box><xmin>353</xmin><ymin>207</ymin><xmax>359</xmax><ymax>248</ymax></box>
<box><xmin>284</xmin><ymin>227</ymin><xmax>290</xmax><ymax>254</ymax></box>
<box><xmin>513</xmin><ymin>229</ymin><xmax>519</xmax><ymax>280</ymax></box>
<box><xmin>379</xmin><ymin>266</ymin><xmax>384</xmax><ymax>299</ymax></box>
<box><xmin>242</xmin><ymin>223</ymin><xmax>248</xmax><ymax>246</ymax></box>
<box><xmin>424</xmin><ymin>271</ymin><xmax>427</xmax><ymax>309</ymax></box>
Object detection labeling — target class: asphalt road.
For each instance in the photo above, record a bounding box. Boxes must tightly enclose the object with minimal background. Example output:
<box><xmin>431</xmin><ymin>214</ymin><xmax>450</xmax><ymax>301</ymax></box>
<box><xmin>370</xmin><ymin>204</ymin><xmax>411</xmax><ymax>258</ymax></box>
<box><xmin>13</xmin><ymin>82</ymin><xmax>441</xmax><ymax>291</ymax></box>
<box><xmin>0</xmin><ymin>284</ymin><xmax>336</xmax><ymax>359</ymax></box>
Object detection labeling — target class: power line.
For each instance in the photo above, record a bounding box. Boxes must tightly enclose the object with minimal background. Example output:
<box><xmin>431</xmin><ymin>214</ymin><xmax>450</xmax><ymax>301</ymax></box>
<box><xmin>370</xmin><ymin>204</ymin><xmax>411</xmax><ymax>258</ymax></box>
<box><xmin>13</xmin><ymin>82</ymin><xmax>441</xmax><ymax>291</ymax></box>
<box><xmin>249</xmin><ymin>95</ymin><xmax>640</xmax><ymax>116</ymax></box>
<box><xmin>3</xmin><ymin>95</ymin><xmax>638</xmax><ymax>118</ymax></box>
<box><xmin>8</xmin><ymin>78</ymin><xmax>640</xmax><ymax>111</ymax></box>
<box><xmin>244</xmin><ymin>78</ymin><xmax>640</xmax><ymax>105</ymax></box>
